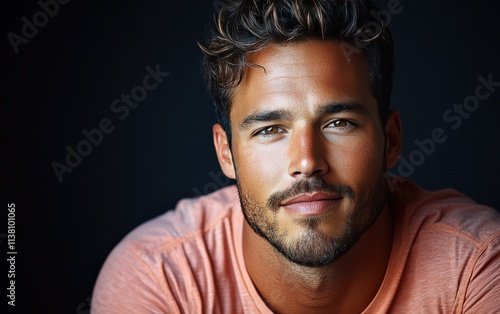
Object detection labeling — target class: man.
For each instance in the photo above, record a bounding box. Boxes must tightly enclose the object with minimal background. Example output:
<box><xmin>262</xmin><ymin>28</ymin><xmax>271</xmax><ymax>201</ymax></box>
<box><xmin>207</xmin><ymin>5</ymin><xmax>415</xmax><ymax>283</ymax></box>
<box><xmin>92</xmin><ymin>1</ymin><xmax>499</xmax><ymax>313</ymax></box>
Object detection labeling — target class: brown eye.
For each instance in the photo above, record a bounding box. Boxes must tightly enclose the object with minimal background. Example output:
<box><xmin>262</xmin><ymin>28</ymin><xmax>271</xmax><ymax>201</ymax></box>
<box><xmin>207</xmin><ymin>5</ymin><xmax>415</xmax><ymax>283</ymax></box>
<box><xmin>257</xmin><ymin>126</ymin><xmax>284</xmax><ymax>136</ymax></box>
<box><xmin>254</xmin><ymin>125</ymin><xmax>286</xmax><ymax>137</ymax></box>
<box><xmin>329</xmin><ymin>119</ymin><xmax>352</xmax><ymax>128</ymax></box>
<box><xmin>264</xmin><ymin>126</ymin><xmax>278</xmax><ymax>134</ymax></box>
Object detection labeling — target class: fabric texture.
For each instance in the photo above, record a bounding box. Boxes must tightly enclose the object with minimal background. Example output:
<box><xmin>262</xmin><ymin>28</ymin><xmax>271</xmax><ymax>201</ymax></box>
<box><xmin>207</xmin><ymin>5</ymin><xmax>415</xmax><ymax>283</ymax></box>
<box><xmin>92</xmin><ymin>180</ymin><xmax>500</xmax><ymax>313</ymax></box>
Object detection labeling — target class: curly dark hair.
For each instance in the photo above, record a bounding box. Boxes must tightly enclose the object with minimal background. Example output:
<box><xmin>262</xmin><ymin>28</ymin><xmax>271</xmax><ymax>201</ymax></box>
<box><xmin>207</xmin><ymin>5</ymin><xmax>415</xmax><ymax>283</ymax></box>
<box><xmin>199</xmin><ymin>0</ymin><xmax>393</xmax><ymax>142</ymax></box>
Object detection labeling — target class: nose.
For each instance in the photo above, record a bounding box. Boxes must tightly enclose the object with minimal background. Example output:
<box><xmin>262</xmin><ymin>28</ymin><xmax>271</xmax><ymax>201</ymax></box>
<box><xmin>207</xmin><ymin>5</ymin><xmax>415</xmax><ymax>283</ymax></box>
<box><xmin>288</xmin><ymin>126</ymin><xmax>329</xmax><ymax>178</ymax></box>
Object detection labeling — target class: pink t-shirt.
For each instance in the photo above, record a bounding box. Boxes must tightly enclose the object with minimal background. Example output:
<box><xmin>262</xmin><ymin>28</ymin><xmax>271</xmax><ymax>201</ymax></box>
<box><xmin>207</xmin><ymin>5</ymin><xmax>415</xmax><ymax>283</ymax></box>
<box><xmin>92</xmin><ymin>180</ymin><xmax>500</xmax><ymax>313</ymax></box>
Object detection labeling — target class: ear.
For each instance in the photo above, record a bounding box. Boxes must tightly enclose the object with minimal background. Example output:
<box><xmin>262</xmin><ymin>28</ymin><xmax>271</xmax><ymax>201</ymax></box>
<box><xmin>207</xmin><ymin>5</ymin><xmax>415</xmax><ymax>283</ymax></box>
<box><xmin>384</xmin><ymin>109</ymin><xmax>402</xmax><ymax>169</ymax></box>
<box><xmin>213</xmin><ymin>124</ymin><xmax>236</xmax><ymax>179</ymax></box>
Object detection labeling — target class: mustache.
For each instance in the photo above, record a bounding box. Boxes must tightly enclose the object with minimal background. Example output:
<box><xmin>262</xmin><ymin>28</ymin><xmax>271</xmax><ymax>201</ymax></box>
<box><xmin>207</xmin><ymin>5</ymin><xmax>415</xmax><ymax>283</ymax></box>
<box><xmin>266</xmin><ymin>177</ymin><xmax>355</xmax><ymax>211</ymax></box>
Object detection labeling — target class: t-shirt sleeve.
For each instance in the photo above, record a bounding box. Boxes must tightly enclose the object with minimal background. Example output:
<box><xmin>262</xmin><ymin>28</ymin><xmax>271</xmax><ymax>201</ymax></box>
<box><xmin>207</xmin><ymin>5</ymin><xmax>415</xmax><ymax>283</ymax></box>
<box><xmin>461</xmin><ymin>234</ymin><xmax>500</xmax><ymax>313</ymax></box>
<box><xmin>91</xmin><ymin>240</ymin><xmax>181</xmax><ymax>314</ymax></box>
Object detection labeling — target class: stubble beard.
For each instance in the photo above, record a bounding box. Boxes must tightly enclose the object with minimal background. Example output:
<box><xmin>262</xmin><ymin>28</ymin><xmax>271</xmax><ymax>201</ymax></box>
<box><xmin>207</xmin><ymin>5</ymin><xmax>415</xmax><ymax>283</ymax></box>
<box><xmin>237</xmin><ymin>176</ymin><xmax>387</xmax><ymax>267</ymax></box>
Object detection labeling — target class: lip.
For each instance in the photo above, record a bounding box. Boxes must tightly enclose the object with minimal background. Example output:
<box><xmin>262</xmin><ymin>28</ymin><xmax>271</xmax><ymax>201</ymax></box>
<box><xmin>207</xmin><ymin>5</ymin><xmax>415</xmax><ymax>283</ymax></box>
<box><xmin>280</xmin><ymin>192</ymin><xmax>342</xmax><ymax>216</ymax></box>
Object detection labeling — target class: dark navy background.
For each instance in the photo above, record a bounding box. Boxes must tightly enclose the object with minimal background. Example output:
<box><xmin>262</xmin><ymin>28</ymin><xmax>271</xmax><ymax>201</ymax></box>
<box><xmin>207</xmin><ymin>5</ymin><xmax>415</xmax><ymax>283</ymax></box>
<box><xmin>3</xmin><ymin>0</ymin><xmax>500</xmax><ymax>312</ymax></box>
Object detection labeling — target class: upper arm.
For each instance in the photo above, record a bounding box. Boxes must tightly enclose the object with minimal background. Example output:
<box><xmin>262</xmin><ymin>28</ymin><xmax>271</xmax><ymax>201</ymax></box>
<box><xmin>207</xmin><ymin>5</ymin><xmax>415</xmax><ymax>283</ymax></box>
<box><xmin>461</xmin><ymin>235</ymin><xmax>500</xmax><ymax>313</ymax></box>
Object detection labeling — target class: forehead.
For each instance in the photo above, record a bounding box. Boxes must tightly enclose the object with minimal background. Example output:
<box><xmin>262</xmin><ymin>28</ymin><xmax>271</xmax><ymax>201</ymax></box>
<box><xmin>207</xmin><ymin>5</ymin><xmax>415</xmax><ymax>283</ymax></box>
<box><xmin>231</xmin><ymin>40</ymin><xmax>375</xmax><ymax>118</ymax></box>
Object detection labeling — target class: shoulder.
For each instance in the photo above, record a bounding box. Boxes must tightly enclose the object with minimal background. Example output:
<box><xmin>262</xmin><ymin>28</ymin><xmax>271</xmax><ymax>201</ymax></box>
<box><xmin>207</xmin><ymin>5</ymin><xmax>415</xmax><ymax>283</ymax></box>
<box><xmin>391</xmin><ymin>179</ymin><xmax>499</xmax><ymax>244</ymax></box>
<box><xmin>91</xmin><ymin>186</ymin><xmax>241</xmax><ymax>313</ymax></box>
<box><xmin>123</xmin><ymin>185</ymin><xmax>240</xmax><ymax>254</ymax></box>
<box><xmin>387</xmin><ymin>179</ymin><xmax>500</xmax><ymax>313</ymax></box>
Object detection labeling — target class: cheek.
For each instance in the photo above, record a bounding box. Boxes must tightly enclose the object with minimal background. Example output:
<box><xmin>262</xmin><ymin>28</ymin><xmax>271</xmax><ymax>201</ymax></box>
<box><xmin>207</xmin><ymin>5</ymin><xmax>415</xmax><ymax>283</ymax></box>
<box><xmin>233</xmin><ymin>141</ymin><xmax>287</xmax><ymax>193</ymax></box>
<box><xmin>330</xmin><ymin>133</ymin><xmax>384</xmax><ymax>187</ymax></box>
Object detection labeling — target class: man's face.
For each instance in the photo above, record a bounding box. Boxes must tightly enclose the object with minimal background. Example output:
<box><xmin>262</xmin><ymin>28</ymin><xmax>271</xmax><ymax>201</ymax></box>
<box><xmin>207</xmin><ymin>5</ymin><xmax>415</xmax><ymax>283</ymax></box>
<box><xmin>227</xmin><ymin>40</ymin><xmax>389</xmax><ymax>267</ymax></box>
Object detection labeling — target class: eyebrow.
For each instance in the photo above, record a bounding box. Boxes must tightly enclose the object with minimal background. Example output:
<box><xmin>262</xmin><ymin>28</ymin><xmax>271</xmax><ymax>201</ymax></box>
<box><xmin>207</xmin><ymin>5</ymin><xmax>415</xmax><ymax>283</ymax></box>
<box><xmin>238</xmin><ymin>102</ymin><xmax>370</xmax><ymax>131</ymax></box>
<box><xmin>239</xmin><ymin>109</ymin><xmax>292</xmax><ymax>131</ymax></box>
<box><xmin>314</xmin><ymin>102</ymin><xmax>370</xmax><ymax>116</ymax></box>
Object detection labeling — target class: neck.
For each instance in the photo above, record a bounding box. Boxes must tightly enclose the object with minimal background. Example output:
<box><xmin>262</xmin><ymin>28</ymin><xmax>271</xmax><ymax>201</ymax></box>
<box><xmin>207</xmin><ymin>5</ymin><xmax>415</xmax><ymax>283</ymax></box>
<box><xmin>242</xmin><ymin>204</ymin><xmax>394</xmax><ymax>314</ymax></box>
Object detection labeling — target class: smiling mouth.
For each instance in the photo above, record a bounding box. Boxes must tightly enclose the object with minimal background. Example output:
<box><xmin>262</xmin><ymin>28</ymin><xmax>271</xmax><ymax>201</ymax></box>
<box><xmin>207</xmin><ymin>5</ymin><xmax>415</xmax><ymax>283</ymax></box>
<box><xmin>280</xmin><ymin>192</ymin><xmax>343</xmax><ymax>216</ymax></box>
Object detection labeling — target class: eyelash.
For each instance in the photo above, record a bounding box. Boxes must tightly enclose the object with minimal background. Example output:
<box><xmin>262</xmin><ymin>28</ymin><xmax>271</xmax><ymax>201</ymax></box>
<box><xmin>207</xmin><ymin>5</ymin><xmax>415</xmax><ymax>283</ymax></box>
<box><xmin>325</xmin><ymin>119</ymin><xmax>355</xmax><ymax>130</ymax></box>
<box><xmin>254</xmin><ymin>126</ymin><xmax>286</xmax><ymax>137</ymax></box>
